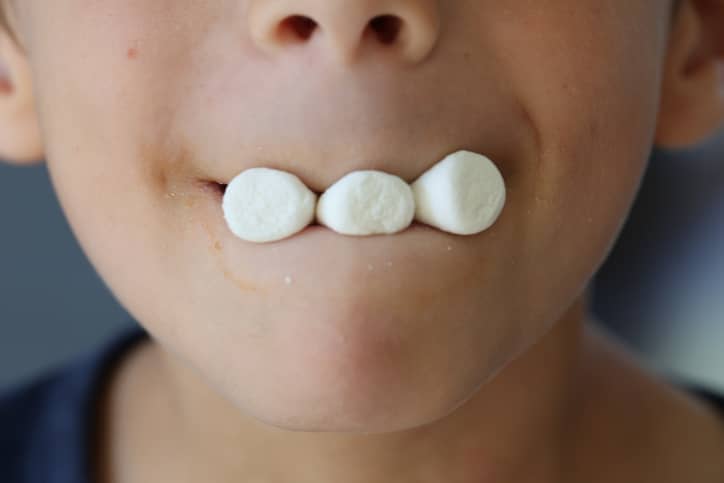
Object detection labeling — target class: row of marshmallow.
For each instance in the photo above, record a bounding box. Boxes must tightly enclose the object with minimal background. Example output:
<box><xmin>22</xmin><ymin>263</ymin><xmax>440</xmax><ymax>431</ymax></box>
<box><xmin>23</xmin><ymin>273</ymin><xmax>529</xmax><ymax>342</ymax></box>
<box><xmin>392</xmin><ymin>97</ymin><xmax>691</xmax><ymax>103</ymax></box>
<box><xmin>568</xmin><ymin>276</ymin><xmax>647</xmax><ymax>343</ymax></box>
<box><xmin>221</xmin><ymin>150</ymin><xmax>506</xmax><ymax>243</ymax></box>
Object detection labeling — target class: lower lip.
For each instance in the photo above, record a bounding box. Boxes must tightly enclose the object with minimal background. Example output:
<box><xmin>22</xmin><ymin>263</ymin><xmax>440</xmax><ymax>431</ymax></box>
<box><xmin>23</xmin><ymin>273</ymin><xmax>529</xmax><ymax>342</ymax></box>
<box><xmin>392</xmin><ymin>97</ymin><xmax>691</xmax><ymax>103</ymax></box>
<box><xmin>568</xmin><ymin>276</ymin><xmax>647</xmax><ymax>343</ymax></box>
<box><xmin>255</xmin><ymin>219</ymin><xmax>441</xmax><ymax>247</ymax></box>
<box><xmin>299</xmin><ymin>221</ymin><xmax>433</xmax><ymax>235</ymax></box>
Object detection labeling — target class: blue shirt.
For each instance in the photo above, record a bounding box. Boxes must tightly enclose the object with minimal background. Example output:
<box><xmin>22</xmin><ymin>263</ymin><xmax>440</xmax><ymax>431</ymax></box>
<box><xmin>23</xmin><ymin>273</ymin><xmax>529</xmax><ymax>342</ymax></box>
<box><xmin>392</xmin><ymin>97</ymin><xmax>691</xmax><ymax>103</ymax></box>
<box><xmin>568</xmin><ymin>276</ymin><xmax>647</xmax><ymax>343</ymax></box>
<box><xmin>1</xmin><ymin>324</ymin><xmax>722</xmax><ymax>483</ymax></box>
<box><xmin>0</xmin><ymin>325</ymin><xmax>147</xmax><ymax>483</ymax></box>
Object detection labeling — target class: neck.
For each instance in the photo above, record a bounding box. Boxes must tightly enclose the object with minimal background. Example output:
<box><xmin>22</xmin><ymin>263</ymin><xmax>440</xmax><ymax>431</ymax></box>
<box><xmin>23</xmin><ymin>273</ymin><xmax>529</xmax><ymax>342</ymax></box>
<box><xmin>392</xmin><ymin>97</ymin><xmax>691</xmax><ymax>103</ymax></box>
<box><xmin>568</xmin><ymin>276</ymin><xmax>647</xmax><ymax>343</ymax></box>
<box><xmin>109</xmin><ymin>294</ymin><xmax>591</xmax><ymax>483</ymax></box>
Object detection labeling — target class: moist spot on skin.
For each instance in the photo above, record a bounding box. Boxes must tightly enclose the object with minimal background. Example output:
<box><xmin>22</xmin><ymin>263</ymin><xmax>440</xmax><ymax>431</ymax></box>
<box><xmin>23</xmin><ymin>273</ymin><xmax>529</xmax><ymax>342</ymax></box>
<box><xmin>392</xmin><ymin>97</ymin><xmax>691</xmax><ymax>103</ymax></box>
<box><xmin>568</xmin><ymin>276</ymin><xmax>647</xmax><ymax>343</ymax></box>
<box><xmin>198</xmin><ymin>217</ymin><xmax>261</xmax><ymax>293</ymax></box>
<box><xmin>222</xmin><ymin>263</ymin><xmax>261</xmax><ymax>293</ymax></box>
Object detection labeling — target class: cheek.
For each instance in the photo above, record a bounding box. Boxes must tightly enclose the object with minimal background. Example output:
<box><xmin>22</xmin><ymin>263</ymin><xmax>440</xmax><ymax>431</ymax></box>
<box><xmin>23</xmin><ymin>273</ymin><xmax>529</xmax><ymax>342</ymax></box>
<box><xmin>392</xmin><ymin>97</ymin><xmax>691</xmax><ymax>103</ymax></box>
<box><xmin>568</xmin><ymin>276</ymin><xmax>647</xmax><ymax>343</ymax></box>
<box><xmin>24</xmin><ymin>3</ymin><xmax>215</xmax><ymax>326</ymax></box>
<box><xmin>30</xmin><ymin>56</ymin><xmax>205</xmax><ymax>333</ymax></box>
<box><xmin>481</xmin><ymin>2</ymin><xmax>666</xmax><ymax>321</ymax></box>
<box><xmin>40</xmin><ymin>137</ymin><xmax>179</xmax><ymax>325</ymax></box>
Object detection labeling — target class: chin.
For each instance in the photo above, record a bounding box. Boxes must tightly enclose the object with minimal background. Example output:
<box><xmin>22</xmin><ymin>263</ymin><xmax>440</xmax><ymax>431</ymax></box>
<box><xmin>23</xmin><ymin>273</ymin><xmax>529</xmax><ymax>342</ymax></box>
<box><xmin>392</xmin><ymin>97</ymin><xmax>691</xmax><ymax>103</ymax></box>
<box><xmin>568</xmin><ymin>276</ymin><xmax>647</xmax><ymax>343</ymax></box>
<box><xmin>206</xmin><ymin>292</ymin><xmax>505</xmax><ymax>434</ymax></box>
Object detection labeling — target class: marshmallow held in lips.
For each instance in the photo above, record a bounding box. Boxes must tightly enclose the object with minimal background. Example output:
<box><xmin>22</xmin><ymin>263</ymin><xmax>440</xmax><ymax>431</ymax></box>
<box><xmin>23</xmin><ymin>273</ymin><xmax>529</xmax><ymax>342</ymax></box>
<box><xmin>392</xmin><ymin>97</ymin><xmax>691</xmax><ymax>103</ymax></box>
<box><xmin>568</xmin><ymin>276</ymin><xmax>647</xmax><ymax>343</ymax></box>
<box><xmin>220</xmin><ymin>151</ymin><xmax>506</xmax><ymax>243</ymax></box>
<box><xmin>316</xmin><ymin>171</ymin><xmax>416</xmax><ymax>236</ymax></box>
<box><xmin>221</xmin><ymin>167</ymin><xmax>317</xmax><ymax>243</ymax></box>
<box><xmin>411</xmin><ymin>150</ymin><xmax>506</xmax><ymax>235</ymax></box>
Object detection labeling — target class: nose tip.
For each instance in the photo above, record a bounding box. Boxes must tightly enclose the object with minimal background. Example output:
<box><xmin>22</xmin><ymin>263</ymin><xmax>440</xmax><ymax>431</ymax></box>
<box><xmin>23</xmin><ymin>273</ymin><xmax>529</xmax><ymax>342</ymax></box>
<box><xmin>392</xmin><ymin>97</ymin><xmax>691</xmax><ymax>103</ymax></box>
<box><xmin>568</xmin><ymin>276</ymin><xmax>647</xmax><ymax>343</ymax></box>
<box><xmin>248</xmin><ymin>0</ymin><xmax>441</xmax><ymax>65</ymax></box>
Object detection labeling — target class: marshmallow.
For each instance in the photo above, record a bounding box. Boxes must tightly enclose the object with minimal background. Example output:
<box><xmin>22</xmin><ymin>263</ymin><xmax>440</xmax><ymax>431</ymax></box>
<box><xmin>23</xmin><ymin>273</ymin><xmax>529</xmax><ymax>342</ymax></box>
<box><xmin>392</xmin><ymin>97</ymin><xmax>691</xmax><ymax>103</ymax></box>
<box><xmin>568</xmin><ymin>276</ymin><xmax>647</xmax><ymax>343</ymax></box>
<box><xmin>222</xmin><ymin>167</ymin><xmax>317</xmax><ymax>243</ymax></box>
<box><xmin>411</xmin><ymin>151</ymin><xmax>506</xmax><ymax>235</ymax></box>
<box><xmin>316</xmin><ymin>170</ymin><xmax>415</xmax><ymax>236</ymax></box>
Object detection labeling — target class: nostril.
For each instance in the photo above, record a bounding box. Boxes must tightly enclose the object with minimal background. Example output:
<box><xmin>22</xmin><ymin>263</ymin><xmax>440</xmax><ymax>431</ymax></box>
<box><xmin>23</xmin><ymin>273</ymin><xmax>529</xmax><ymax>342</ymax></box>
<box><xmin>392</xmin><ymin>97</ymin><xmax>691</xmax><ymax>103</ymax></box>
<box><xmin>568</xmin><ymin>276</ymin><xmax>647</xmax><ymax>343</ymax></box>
<box><xmin>278</xmin><ymin>15</ymin><xmax>318</xmax><ymax>42</ymax></box>
<box><xmin>368</xmin><ymin>15</ymin><xmax>402</xmax><ymax>45</ymax></box>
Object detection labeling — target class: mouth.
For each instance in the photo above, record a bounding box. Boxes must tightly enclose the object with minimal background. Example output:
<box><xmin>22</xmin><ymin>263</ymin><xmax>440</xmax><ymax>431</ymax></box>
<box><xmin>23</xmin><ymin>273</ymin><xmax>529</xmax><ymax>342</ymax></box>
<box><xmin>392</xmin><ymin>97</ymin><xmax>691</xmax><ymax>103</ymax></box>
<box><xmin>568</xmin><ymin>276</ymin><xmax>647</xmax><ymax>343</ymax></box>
<box><xmin>216</xmin><ymin>182</ymin><xmax>229</xmax><ymax>196</ymax></box>
<box><xmin>200</xmin><ymin>147</ymin><xmax>507</xmax><ymax>243</ymax></box>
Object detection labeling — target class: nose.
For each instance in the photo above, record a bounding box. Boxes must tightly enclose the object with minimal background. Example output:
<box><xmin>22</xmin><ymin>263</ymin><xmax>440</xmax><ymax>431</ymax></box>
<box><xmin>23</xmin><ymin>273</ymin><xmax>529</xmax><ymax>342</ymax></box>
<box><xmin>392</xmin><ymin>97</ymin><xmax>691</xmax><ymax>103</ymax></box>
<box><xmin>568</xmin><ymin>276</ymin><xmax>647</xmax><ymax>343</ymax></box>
<box><xmin>247</xmin><ymin>0</ymin><xmax>441</xmax><ymax>65</ymax></box>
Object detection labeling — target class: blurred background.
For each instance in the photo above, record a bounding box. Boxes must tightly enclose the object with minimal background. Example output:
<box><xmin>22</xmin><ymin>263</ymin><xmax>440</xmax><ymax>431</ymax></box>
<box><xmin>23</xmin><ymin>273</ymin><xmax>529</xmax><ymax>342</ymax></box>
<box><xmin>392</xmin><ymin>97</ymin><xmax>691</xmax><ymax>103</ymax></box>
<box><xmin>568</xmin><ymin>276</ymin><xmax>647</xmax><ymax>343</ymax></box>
<box><xmin>593</xmin><ymin>131</ymin><xmax>724</xmax><ymax>394</ymax></box>
<box><xmin>1</xmin><ymin>132</ymin><xmax>723</xmax><ymax>394</ymax></box>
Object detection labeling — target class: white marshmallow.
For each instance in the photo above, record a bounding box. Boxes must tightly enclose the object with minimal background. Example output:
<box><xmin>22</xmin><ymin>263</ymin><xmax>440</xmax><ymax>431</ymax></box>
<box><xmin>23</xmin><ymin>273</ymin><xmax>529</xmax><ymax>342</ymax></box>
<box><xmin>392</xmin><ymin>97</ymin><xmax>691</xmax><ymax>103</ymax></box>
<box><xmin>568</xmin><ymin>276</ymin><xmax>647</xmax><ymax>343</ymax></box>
<box><xmin>222</xmin><ymin>167</ymin><xmax>317</xmax><ymax>243</ymax></box>
<box><xmin>316</xmin><ymin>170</ymin><xmax>415</xmax><ymax>236</ymax></box>
<box><xmin>411</xmin><ymin>151</ymin><xmax>506</xmax><ymax>235</ymax></box>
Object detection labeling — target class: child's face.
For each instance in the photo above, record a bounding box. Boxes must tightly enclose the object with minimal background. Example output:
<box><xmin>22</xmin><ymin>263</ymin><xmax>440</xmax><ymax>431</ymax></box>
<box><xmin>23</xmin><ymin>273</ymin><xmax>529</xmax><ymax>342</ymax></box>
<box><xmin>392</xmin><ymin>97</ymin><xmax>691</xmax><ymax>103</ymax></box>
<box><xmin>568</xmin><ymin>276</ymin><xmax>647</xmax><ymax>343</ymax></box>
<box><xmin>5</xmin><ymin>1</ymin><xmax>689</xmax><ymax>428</ymax></box>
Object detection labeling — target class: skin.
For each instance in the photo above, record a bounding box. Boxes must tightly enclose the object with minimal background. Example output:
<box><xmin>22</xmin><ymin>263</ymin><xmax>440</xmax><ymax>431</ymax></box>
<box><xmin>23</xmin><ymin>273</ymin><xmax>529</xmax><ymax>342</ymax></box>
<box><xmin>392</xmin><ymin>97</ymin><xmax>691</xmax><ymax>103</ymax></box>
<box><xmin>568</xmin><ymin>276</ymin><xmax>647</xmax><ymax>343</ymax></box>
<box><xmin>1</xmin><ymin>0</ymin><xmax>723</xmax><ymax>482</ymax></box>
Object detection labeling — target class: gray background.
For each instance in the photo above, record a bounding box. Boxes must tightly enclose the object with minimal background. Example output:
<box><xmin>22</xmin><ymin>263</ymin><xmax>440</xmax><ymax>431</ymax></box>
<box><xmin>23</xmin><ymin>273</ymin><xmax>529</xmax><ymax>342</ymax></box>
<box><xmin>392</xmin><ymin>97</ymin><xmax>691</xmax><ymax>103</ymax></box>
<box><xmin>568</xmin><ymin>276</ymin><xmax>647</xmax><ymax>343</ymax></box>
<box><xmin>1</xmin><ymin>132</ymin><xmax>723</xmax><ymax>393</ymax></box>
<box><xmin>0</xmin><ymin>162</ymin><xmax>132</xmax><ymax>390</ymax></box>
